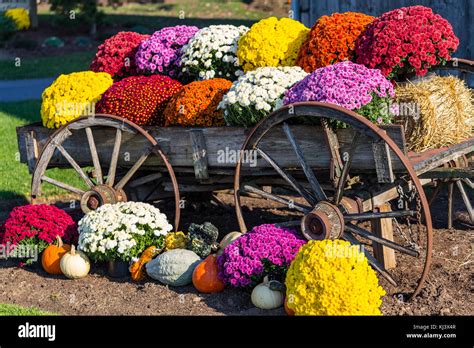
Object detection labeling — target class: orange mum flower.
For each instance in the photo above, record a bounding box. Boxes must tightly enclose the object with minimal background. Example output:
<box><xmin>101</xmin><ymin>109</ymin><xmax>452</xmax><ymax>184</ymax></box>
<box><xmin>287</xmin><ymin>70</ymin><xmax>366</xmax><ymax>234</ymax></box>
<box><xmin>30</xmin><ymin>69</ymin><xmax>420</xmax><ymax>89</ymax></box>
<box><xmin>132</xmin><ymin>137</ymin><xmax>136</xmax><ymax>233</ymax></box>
<box><xmin>164</xmin><ymin>78</ymin><xmax>232</xmax><ymax>127</ymax></box>
<box><xmin>297</xmin><ymin>12</ymin><xmax>374</xmax><ymax>72</ymax></box>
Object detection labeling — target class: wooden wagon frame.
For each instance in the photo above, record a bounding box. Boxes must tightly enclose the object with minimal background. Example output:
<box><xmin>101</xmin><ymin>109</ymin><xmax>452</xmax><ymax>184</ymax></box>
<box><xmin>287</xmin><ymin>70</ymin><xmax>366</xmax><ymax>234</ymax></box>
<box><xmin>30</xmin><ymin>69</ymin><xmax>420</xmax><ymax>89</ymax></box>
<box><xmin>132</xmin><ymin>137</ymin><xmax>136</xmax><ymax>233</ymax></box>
<box><xmin>16</xmin><ymin>59</ymin><xmax>474</xmax><ymax>300</ymax></box>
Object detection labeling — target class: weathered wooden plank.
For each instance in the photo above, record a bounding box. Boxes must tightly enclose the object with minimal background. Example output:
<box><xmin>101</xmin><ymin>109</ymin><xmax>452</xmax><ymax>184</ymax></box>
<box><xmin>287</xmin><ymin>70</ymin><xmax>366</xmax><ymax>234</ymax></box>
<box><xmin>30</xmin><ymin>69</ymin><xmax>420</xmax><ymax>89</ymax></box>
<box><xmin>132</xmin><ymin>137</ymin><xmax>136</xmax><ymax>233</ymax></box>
<box><xmin>24</xmin><ymin>130</ymin><xmax>38</xmax><ymax>174</ymax></box>
<box><xmin>321</xmin><ymin>119</ymin><xmax>343</xmax><ymax>185</ymax></box>
<box><xmin>362</xmin><ymin>178</ymin><xmax>432</xmax><ymax>212</ymax></box>
<box><xmin>372</xmin><ymin>139</ymin><xmax>395</xmax><ymax>183</ymax></box>
<box><xmin>371</xmin><ymin>203</ymin><xmax>397</xmax><ymax>270</ymax></box>
<box><xmin>189</xmin><ymin>129</ymin><xmax>209</xmax><ymax>180</ymax></box>
<box><xmin>17</xmin><ymin>124</ymin><xmax>408</xmax><ymax>172</ymax></box>
<box><xmin>419</xmin><ymin>167</ymin><xmax>474</xmax><ymax>179</ymax></box>
<box><xmin>410</xmin><ymin>138</ymin><xmax>474</xmax><ymax>175</ymax></box>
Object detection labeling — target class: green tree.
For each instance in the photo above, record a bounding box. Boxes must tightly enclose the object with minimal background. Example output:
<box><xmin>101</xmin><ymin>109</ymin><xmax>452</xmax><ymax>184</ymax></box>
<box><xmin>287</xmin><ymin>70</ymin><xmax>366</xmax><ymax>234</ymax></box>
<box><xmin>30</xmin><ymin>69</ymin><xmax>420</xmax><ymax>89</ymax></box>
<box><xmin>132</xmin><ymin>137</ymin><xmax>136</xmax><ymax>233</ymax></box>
<box><xmin>49</xmin><ymin>0</ymin><xmax>102</xmax><ymax>36</ymax></box>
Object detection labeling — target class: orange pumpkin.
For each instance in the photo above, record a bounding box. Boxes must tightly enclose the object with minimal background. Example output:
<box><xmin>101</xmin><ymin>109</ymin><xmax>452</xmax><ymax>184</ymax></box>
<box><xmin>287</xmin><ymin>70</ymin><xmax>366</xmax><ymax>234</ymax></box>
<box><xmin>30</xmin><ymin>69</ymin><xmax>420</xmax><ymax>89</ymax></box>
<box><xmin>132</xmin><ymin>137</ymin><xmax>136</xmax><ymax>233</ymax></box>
<box><xmin>41</xmin><ymin>235</ymin><xmax>71</xmax><ymax>275</ymax></box>
<box><xmin>192</xmin><ymin>254</ymin><xmax>225</xmax><ymax>293</ymax></box>
<box><xmin>284</xmin><ymin>297</ymin><xmax>295</xmax><ymax>316</ymax></box>
<box><xmin>129</xmin><ymin>246</ymin><xmax>160</xmax><ymax>281</ymax></box>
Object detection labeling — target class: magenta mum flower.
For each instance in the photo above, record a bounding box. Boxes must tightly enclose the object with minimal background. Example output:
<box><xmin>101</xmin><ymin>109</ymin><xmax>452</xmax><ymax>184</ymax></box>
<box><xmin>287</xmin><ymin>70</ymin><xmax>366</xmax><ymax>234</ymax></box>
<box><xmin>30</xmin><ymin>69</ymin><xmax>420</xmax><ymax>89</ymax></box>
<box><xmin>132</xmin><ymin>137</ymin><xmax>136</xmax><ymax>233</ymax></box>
<box><xmin>135</xmin><ymin>25</ymin><xmax>199</xmax><ymax>79</ymax></box>
<box><xmin>217</xmin><ymin>224</ymin><xmax>306</xmax><ymax>288</ymax></box>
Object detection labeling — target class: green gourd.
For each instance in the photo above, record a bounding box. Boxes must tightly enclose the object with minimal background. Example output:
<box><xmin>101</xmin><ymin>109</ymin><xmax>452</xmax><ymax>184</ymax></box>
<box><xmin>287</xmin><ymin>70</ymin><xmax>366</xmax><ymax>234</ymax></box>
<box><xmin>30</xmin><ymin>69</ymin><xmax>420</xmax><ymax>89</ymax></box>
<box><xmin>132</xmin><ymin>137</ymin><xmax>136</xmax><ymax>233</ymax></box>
<box><xmin>186</xmin><ymin>222</ymin><xmax>219</xmax><ymax>258</ymax></box>
<box><xmin>145</xmin><ymin>249</ymin><xmax>201</xmax><ymax>286</ymax></box>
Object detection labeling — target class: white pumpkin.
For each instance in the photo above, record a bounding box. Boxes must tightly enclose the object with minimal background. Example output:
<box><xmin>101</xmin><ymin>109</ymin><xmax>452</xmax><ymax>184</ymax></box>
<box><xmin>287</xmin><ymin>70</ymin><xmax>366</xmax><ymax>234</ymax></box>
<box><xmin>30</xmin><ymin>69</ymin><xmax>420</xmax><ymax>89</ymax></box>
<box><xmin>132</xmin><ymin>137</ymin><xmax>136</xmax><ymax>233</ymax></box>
<box><xmin>60</xmin><ymin>245</ymin><xmax>90</xmax><ymax>279</ymax></box>
<box><xmin>217</xmin><ymin>231</ymin><xmax>243</xmax><ymax>256</ymax></box>
<box><xmin>251</xmin><ymin>280</ymin><xmax>284</xmax><ymax>310</ymax></box>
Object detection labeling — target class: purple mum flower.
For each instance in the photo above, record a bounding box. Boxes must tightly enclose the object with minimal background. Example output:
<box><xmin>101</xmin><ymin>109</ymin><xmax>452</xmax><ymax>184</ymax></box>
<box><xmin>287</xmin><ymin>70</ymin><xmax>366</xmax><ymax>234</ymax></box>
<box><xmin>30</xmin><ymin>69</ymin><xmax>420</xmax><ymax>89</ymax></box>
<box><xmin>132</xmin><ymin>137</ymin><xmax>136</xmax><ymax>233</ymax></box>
<box><xmin>283</xmin><ymin>61</ymin><xmax>394</xmax><ymax>111</ymax></box>
<box><xmin>135</xmin><ymin>25</ymin><xmax>199</xmax><ymax>78</ymax></box>
<box><xmin>217</xmin><ymin>224</ymin><xmax>306</xmax><ymax>288</ymax></box>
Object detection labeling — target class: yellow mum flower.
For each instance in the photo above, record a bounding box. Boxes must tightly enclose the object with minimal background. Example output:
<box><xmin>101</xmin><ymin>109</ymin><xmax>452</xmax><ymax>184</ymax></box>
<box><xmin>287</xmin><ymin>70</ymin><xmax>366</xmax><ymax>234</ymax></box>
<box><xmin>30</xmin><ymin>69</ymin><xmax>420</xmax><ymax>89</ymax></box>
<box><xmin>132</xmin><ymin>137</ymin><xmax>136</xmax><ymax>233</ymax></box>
<box><xmin>41</xmin><ymin>71</ymin><xmax>113</xmax><ymax>129</ymax></box>
<box><xmin>237</xmin><ymin>17</ymin><xmax>309</xmax><ymax>72</ymax></box>
<box><xmin>286</xmin><ymin>239</ymin><xmax>386</xmax><ymax>316</ymax></box>
<box><xmin>4</xmin><ymin>8</ymin><xmax>30</xmax><ymax>30</ymax></box>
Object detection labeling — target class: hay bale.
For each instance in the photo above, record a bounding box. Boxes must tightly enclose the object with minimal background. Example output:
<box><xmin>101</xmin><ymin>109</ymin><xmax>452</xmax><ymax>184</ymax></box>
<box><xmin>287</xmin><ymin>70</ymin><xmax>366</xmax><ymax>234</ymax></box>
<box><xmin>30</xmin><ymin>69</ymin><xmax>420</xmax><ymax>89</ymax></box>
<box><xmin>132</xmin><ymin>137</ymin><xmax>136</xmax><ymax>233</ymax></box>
<box><xmin>395</xmin><ymin>75</ymin><xmax>474</xmax><ymax>152</ymax></box>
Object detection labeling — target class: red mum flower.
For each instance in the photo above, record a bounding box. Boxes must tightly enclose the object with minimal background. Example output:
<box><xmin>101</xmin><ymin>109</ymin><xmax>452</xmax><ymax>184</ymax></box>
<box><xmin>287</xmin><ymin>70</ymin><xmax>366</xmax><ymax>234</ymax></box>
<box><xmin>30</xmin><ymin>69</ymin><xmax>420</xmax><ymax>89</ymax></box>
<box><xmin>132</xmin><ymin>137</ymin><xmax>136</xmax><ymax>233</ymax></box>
<box><xmin>0</xmin><ymin>204</ymin><xmax>77</xmax><ymax>252</ymax></box>
<box><xmin>355</xmin><ymin>6</ymin><xmax>459</xmax><ymax>80</ymax></box>
<box><xmin>96</xmin><ymin>75</ymin><xmax>182</xmax><ymax>126</ymax></box>
<box><xmin>90</xmin><ymin>31</ymin><xmax>150</xmax><ymax>80</ymax></box>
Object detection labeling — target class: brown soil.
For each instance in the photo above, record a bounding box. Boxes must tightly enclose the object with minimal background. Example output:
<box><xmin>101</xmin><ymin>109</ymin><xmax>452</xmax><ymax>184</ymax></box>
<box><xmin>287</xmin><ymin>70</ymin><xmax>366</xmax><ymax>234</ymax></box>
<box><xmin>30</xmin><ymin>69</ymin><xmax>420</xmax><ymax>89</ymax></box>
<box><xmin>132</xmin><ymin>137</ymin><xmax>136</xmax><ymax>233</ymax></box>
<box><xmin>0</xmin><ymin>188</ymin><xmax>472</xmax><ymax>316</ymax></box>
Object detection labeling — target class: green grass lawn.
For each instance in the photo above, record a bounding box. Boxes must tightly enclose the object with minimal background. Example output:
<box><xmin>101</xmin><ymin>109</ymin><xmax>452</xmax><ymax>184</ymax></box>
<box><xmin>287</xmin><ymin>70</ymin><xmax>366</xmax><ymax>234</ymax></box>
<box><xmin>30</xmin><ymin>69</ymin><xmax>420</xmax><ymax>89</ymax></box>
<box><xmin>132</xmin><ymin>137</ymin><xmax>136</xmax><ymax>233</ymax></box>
<box><xmin>0</xmin><ymin>303</ymin><xmax>54</xmax><ymax>315</ymax></box>
<box><xmin>0</xmin><ymin>51</ymin><xmax>95</xmax><ymax>80</ymax></box>
<box><xmin>43</xmin><ymin>0</ymin><xmax>286</xmax><ymax>21</ymax></box>
<box><xmin>0</xmin><ymin>100</ymin><xmax>85</xmax><ymax>201</ymax></box>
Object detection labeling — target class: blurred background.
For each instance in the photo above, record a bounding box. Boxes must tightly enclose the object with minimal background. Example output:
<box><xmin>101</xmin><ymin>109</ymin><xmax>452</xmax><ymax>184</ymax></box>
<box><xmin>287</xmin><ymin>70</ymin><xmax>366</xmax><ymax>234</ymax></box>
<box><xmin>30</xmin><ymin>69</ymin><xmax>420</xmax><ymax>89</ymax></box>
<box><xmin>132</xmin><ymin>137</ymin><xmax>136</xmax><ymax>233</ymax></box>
<box><xmin>0</xmin><ymin>0</ymin><xmax>290</xmax><ymax>80</ymax></box>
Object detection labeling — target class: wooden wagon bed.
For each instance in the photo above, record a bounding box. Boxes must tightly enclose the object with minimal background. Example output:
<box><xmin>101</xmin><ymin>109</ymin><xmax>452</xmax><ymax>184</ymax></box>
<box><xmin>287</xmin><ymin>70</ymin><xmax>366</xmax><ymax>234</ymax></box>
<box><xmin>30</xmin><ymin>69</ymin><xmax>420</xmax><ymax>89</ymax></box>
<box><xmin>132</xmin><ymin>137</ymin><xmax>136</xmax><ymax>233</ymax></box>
<box><xmin>17</xmin><ymin>123</ymin><xmax>473</xmax><ymax>181</ymax></box>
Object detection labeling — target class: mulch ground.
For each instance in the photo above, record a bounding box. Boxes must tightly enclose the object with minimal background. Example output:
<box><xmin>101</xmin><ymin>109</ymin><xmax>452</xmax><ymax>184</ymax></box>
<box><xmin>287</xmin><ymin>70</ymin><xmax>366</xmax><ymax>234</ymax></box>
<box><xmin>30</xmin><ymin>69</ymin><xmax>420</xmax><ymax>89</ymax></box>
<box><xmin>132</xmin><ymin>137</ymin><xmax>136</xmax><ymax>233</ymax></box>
<box><xmin>0</xmin><ymin>189</ymin><xmax>472</xmax><ymax>316</ymax></box>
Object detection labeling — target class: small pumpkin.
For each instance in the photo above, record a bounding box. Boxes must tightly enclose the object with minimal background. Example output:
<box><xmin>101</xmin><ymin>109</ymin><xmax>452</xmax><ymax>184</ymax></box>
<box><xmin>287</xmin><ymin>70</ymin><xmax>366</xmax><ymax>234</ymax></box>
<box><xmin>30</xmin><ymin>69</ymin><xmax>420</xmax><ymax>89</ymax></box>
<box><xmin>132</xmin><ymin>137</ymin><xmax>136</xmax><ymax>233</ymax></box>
<box><xmin>251</xmin><ymin>278</ymin><xmax>284</xmax><ymax>310</ymax></box>
<box><xmin>41</xmin><ymin>235</ymin><xmax>71</xmax><ymax>275</ymax></box>
<box><xmin>216</xmin><ymin>231</ymin><xmax>242</xmax><ymax>256</ymax></box>
<box><xmin>192</xmin><ymin>254</ymin><xmax>225</xmax><ymax>293</ymax></box>
<box><xmin>165</xmin><ymin>231</ymin><xmax>187</xmax><ymax>250</ymax></box>
<box><xmin>129</xmin><ymin>246</ymin><xmax>160</xmax><ymax>281</ymax></box>
<box><xmin>60</xmin><ymin>245</ymin><xmax>90</xmax><ymax>279</ymax></box>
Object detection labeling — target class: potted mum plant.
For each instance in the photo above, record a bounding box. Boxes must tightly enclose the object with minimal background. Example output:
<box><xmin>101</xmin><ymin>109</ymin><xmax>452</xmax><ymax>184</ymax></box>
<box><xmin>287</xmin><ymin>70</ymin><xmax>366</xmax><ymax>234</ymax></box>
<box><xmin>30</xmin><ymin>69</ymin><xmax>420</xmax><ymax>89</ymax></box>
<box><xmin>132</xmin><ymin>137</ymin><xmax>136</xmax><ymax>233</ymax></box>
<box><xmin>0</xmin><ymin>204</ymin><xmax>77</xmax><ymax>268</ymax></box>
<box><xmin>78</xmin><ymin>202</ymin><xmax>173</xmax><ymax>278</ymax></box>
<box><xmin>355</xmin><ymin>6</ymin><xmax>459</xmax><ymax>80</ymax></box>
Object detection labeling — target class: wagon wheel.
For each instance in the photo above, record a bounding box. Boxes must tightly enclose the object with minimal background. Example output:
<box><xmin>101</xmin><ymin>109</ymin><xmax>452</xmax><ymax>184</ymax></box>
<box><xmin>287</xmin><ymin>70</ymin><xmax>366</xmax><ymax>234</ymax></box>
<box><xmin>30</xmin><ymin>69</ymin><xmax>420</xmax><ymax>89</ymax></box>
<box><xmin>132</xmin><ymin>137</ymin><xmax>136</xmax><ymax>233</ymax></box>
<box><xmin>428</xmin><ymin>58</ymin><xmax>474</xmax><ymax>226</ymax></box>
<box><xmin>432</xmin><ymin>57</ymin><xmax>474</xmax><ymax>81</ymax></box>
<box><xmin>31</xmin><ymin>114</ymin><xmax>180</xmax><ymax>230</ymax></box>
<box><xmin>234</xmin><ymin>102</ymin><xmax>433</xmax><ymax>300</ymax></box>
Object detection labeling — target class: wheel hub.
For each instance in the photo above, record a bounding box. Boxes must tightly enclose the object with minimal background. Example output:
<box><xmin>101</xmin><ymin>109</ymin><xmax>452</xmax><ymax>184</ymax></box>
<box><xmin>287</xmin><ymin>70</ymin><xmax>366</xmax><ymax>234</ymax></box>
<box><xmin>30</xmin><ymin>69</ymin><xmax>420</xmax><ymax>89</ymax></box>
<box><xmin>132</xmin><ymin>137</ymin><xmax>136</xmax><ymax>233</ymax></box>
<box><xmin>301</xmin><ymin>201</ymin><xmax>345</xmax><ymax>241</ymax></box>
<box><xmin>80</xmin><ymin>184</ymin><xmax>127</xmax><ymax>213</ymax></box>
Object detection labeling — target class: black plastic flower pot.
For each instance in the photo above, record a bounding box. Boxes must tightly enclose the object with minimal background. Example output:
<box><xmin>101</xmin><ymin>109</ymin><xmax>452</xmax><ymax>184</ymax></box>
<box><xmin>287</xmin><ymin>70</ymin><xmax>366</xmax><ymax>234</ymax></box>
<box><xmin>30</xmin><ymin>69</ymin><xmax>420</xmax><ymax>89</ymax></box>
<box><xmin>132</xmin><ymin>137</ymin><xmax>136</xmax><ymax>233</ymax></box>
<box><xmin>107</xmin><ymin>260</ymin><xmax>129</xmax><ymax>278</ymax></box>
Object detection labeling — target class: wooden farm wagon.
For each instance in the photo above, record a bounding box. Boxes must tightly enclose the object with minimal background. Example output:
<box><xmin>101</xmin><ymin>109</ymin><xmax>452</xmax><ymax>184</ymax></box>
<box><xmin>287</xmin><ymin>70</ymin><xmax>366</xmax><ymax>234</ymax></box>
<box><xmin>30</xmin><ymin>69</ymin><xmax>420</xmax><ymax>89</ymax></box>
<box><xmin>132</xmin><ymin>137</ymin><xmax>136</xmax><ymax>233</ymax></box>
<box><xmin>16</xmin><ymin>59</ymin><xmax>474</xmax><ymax>300</ymax></box>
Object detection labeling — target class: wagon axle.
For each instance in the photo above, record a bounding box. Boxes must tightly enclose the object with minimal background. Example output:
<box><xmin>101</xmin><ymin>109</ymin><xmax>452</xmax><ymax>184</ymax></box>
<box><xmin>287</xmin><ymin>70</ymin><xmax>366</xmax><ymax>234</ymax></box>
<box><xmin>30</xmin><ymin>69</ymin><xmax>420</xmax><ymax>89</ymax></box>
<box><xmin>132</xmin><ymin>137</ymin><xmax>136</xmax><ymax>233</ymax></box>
<box><xmin>80</xmin><ymin>185</ymin><xmax>127</xmax><ymax>213</ymax></box>
<box><xmin>301</xmin><ymin>197</ymin><xmax>362</xmax><ymax>241</ymax></box>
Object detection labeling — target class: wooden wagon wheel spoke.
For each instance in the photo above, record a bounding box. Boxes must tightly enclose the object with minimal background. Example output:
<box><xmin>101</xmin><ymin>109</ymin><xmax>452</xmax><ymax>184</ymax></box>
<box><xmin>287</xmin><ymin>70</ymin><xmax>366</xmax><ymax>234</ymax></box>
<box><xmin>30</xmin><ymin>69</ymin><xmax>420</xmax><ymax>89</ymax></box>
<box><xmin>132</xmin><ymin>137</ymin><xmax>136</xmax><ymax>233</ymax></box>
<box><xmin>242</xmin><ymin>185</ymin><xmax>311</xmax><ymax>214</ymax></box>
<box><xmin>235</xmin><ymin>102</ymin><xmax>433</xmax><ymax>300</ymax></box>
<box><xmin>334</xmin><ymin>132</ymin><xmax>359</xmax><ymax>204</ymax></box>
<box><xmin>455</xmin><ymin>180</ymin><xmax>474</xmax><ymax>223</ymax></box>
<box><xmin>41</xmin><ymin>175</ymin><xmax>85</xmax><ymax>195</ymax></box>
<box><xmin>344</xmin><ymin>210</ymin><xmax>416</xmax><ymax>221</ymax></box>
<box><xmin>255</xmin><ymin>147</ymin><xmax>316</xmax><ymax>205</ymax></box>
<box><xmin>114</xmin><ymin>147</ymin><xmax>152</xmax><ymax>191</ymax></box>
<box><xmin>274</xmin><ymin>220</ymin><xmax>300</xmax><ymax>228</ymax></box>
<box><xmin>345</xmin><ymin>223</ymin><xmax>419</xmax><ymax>257</ymax></box>
<box><xmin>31</xmin><ymin>114</ymin><xmax>181</xmax><ymax>230</ymax></box>
<box><xmin>282</xmin><ymin>123</ymin><xmax>327</xmax><ymax>201</ymax></box>
<box><xmin>106</xmin><ymin>128</ymin><xmax>122</xmax><ymax>187</ymax></box>
<box><xmin>343</xmin><ymin>232</ymin><xmax>398</xmax><ymax>286</ymax></box>
<box><xmin>55</xmin><ymin>144</ymin><xmax>95</xmax><ymax>188</ymax></box>
<box><xmin>85</xmin><ymin>127</ymin><xmax>103</xmax><ymax>185</ymax></box>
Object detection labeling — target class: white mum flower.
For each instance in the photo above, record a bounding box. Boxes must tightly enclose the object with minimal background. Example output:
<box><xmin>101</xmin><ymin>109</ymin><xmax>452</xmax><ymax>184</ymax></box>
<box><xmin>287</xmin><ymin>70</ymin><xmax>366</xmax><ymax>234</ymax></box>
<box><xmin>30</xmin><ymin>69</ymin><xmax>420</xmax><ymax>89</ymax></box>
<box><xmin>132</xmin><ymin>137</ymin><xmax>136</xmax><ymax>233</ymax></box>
<box><xmin>221</xmin><ymin>66</ymin><xmax>308</xmax><ymax>126</ymax></box>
